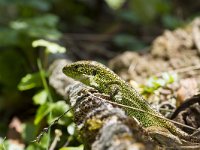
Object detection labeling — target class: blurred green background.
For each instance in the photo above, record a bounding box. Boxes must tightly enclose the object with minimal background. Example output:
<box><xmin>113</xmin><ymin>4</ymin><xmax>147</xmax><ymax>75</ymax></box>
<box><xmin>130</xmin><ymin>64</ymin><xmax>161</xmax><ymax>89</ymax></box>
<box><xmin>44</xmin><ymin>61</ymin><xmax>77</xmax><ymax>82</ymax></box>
<box><xmin>0</xmin><ymin>0</ymin><xmax>199</xmax><ymax>149</ymax></box>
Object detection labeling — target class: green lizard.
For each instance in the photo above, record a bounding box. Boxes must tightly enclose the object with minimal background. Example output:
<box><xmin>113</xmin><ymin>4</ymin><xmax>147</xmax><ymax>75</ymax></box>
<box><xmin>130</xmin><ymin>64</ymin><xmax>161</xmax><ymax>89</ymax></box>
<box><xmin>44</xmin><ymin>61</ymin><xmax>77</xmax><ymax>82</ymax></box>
<box><xmin>62</xmin><ymin>60</ymin><xmax>200</xmax><ymax>143</ymax></box>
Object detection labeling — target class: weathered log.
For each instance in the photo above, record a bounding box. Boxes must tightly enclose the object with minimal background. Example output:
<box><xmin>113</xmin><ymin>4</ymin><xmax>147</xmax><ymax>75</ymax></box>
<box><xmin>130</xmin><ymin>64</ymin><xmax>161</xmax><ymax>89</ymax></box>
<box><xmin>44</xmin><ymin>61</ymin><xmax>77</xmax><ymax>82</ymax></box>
<box><xmin>66</xmin><ymin>83</ymin><xmax>156</xmax><ymax>150</ymax></box>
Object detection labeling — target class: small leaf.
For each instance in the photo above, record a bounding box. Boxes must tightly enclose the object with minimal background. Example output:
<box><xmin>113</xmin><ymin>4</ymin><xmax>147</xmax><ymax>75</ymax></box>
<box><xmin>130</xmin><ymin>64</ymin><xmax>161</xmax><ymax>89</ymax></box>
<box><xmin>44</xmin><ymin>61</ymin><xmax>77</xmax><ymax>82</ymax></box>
<box><xmin>47</xmin><ymin>101</ymin><xmax>72</xmax><ymax>125</ymax></box>
<box><xmin>154</xmin><ymin>78</ymin><xmax>166</xmax><ymax>87</ymax></box>
<box><xmin>146</xmin><ymin>77</ymin><xmax>158</xmax><ymax>87</ymax></box>
<box><xmin>26</xmin><ymin>144</ymin><xmax>45</xmax><ymax>150</ymax></box>
<box><xmin>0</xmin><ymin>137</ymin><xmax>6</xmax><ymax>150</ymax></box>
<box><xmin>34</xmin><ymin>103</ymin><xmax>53</xmax><ymax>125</ymax></box>
<box><xmin>21</xmin><ymin>123</ymin><xmax>36</xmax><ymax>142</ymax></box>
<box><xmin>18</xmin><ymin>72</ymin><xmax>42</xmax><ymax>91</ymax></box>
<box><xmin>59</xmin><ymin>145</ymin><xmax>84</xmax><ymax>150</ymax></box>
<box><xmin>67</xmin><ymin>123</ymin><xmax>75</xmax><ymax>135</ymax></box>
<box><xmin>105</xmin><ymin>0</ymin><xmax>125</xmax><ymax>10</ymax></box>
<box><xmin>141</xmin><ymin>72</ymin><xmax>178</xmax><ymax>95</ymax></box>
<box><xmin>33</xmin><ymin>90</ymin><xmax>48</xmax><ymax>105</ymax></box>
<box><xmin>32</xmin><ymin>39</ymin><xmax>66</xmax><ymax>54</ymax></box>
<box><xmin>26</xmin><ymin>134</ymin><xmax>48</xmax><ymax>150</ymax></box>
<box><xmin>162</xmin><ymin>72</ymin><xmax>178</xmax><ymax>83</ymax></box>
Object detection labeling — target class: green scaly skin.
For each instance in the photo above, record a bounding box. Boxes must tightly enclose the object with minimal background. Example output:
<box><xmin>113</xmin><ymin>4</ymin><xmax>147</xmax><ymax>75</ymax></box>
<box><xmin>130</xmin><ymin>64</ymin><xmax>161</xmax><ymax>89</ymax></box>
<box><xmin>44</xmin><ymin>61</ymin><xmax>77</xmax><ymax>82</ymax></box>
<box><xmin>63</xmin><ymin>60</ymin><xmax>199</xmax><ymax>143</ymax></box>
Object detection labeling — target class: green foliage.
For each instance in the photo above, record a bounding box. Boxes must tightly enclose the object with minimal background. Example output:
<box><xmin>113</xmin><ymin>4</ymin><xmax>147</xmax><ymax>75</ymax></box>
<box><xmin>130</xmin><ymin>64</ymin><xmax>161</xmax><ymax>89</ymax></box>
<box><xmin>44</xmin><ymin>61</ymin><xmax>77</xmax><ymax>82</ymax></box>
<box><xmin>130</xmin><ymin>0</ymin><xmax>171</xmax><ymax>24</ymax></box>
<box><xmin>118</xmin><ymin>10</ymin><xmax>140</xmax><ymax>24</ymax></box>
<box><xmin>162</xmin><ymin>15</ymin><xmax>184</xmax><ymax>29</ymax></box>
<box><xmin>32</xmin><ymin>39</ymin><xmax>66</xmax><ymax>54</ymax></box>
<box><xmin>105</xmin><ymin>0</ymin><xmax>126</xmax><ymax>10</ymax></box>
<box><xmin>0</xmin><ymin>0</ymin><xmax>198</xmax><ymax>149</ymax></box>
<box><xmin>113</xmin><ymin>34</ymin><xmax>146</xmax><ymax>50</ymax></box>
<box><xmin>67</xmin><ymin>123</ymin><xmax>76</xmax><ymax>136</ymax></box>
<box><xmin>0</xmin><ymin>9</ymin><xmax>72</xmax><ymax>147</ymax></box>
<box><xmin>10</xmin><ymin>14</ymin><xmax>61</xmax><ymax>40</ymax></box>
<box><xmin>18</xmin><ymin>73</ymin><xmax>43</xmax><ymax>91</ymax></box>
<box><xmin>26</xmin><ymin>134</ymin><xmax>49</xmax><ymax>150</ymax></box>
<box><xmin>0</xmin><ymin>50</ymin><xmax>27</xmax><ymax>89</ymax></box>
<box><xmin>21</xmin><ymin>123</ymin><xmax>37</xmax><ymax>143</ymax></box>
<box><xmin>59</xmin><ymin>145</ymin><xmax>84</xmax><ymax>150</ymax></box>
<box><xmin>141</xmin><ymin>72</ymin><xmax>178</xmax><ymax>94</ymax></box>
<box><xmin>33</xmin><ymin>90</ymin><xmax>48</xmax><ymax>105</ymax></box>
<box><xmin>47</xmin><ymin>101</ymin><xmax>72</xmax><ymax>124</ymax></box>
<box><xmin>0</xmin><ymin>137</ymin><xmax>6</xmax><ymax>150</ymax></box>
<box><xmin>0</xmin><ymin>14</ymin><xmax>61</xmax><ymax>48</ymax></box>
<box><xmin>14</xmin><ymin>39</ymin><xmax>74</xmax><ymax>149</ymax></box>
<box><xmin>34</xmin><ymin>102</ymin><xmax>54</xmax><ymax>125</ymax></box>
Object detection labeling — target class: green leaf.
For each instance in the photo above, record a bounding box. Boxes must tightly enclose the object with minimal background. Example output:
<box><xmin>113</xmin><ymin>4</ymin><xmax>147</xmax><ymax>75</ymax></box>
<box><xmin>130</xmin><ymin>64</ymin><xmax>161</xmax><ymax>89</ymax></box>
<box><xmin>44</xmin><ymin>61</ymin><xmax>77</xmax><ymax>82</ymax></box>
<box><xmin>113</xmin><ymin>34</ymin><xmax>145</xmax><ymax>50</ymax></box>
<box><xmin>146</xmin><ymin>77</ymin><xmax>158</xmax><ymax>87</ymax></box>
<box><xmin>153</xmin><ymin>78</ymin><xmax>166</xmax><ymax>87</ymax></box>
<box><xmin>32</xmin><ymin>39</ymin><xmax>66</xmax><ymax>54</ymax></box>
<box><xmin>0</xmin><ymin>28</ymin><xmax>19</xmax><ymax>46</ymax></box>
<box><xmin>17</xmin><ymin>0</ymin><xmax>51</xmax><ymax>11</ymax></box>
<box><xmin>162</xmin><ymin>72</ymin><xmax>178</xmax><ymax>83</ymax></box>
<box><xmin>130</xmin><ymin>0</ymin><xmax>171</xmax><ymax>24</ymax></box>
<box><xmin>118</xmin><ymin>10</ymin><xmax>140</xmax><ymax>24</ymax></box>
<box><xmin>21</xmin><ymin>123</ymin><xmax>36</xmax><ymax>142</ymax></box>
<box><xmin>60</xmin><ymin>145</ymin><xmax>84</xmax><ymax>150</ymax></box>
<box><xmin>26</xmin><ymin>134</ymin><xmax>48</xmax><ymax>150</ymax></box>
<box><xmin>162</xmin><ymin>15</ymin><xmax>183</xmax><ymax>29</ymax></box>
<box><xmin>0</xmin><ymin>137</ymin><xmax>6</xmax><ymax>150</ymax></box>
<box><xmin>47</xmin><ymin>101</ymin><xmax>72</xmax><ymax>125</ymax></box>
<box><xmin>34</xmin><ymin>103</ymin><xmax>53</xmax><ymax>125</ymax></box>
<box><xmin>141</xmin><ymin>72</ymin><xmax>178</xmax><ymax>95</ymax></box>
<box><xmin>105</xmin><ymin>0</ymin><xmax>125</xmax><ymax>10</ymax></box>
<box><xmin>2</xmin><ymin>140</ymin><xmax>23</xmax><ymax>150</ymax></box>
<box><xmin>33</xmin><ymin>90</ymin><xmax>48</xmax><ymax>105</ymax></box>
<box><xmin>67</xmin><ymin>123</ymin><xmax>75</xmax><ymax>135</ymax></box>
<box><xmin>26</xmin><ymin>144</ymin><xmax>45</xmax><ymax>150</ymax></box>
<box><xmin>10</xmin><ymin>14</ymin><xmax>61</xmax><ymax>40</ymax></box>
<box><xmin>18</xmin><ymin>72</ymin><xmax>42</xmax><ymax>91</ymax></box>
<box><xmin>34</xmin><ymin>101</ymin><xmax>72</xmax><ymax>125</ymax></box>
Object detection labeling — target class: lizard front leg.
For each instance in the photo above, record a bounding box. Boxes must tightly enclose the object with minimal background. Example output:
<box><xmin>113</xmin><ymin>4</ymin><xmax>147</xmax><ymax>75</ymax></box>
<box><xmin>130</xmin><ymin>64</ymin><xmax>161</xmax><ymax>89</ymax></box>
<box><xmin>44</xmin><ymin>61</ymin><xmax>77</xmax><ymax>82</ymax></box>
<box><xmin>105</xmin><ymin>81</ymin><xmax>123</xmax><ymax>102</ymax></box>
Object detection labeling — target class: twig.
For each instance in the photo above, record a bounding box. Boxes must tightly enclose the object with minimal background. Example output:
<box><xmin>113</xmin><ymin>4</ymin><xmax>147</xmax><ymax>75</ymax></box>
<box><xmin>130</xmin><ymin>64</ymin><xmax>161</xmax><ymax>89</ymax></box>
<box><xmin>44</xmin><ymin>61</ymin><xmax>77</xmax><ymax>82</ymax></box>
<box><xmin>94</xmin><ymin>95</ymin><xmax>200</xmax><ymax>132</ymax></box>
<box><xmin>49</xmin><ymin>129</ymin><xmax>62</xmax><ymax>150</ymax></box>
<box><xmin>32</xmin><ymin>106</ymin><xmax>74</xmax><ymax>143</ymax></box>
<box><xmin>62</xmin><ymin>136</ymin><xmax>73</xmax><ymax>147</ymax></box>
<box><xmin>166</xmin><ymin>145</ymin><xmax>200</xmax><ymax>149</ymax></box>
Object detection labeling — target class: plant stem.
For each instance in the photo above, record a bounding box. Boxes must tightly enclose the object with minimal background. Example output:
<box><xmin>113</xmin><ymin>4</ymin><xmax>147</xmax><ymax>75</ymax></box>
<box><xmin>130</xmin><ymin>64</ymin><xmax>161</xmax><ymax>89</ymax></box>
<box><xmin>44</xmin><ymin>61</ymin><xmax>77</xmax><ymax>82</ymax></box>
<box><xmin>37</xmin><ymin>58</ymin><xmax>53</xmax><ymax>150</ymax></box>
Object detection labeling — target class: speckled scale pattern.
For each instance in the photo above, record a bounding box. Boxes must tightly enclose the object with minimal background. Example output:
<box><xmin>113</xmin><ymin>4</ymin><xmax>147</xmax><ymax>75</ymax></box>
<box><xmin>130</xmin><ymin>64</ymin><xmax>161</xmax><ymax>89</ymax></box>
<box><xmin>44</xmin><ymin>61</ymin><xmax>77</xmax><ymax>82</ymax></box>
<box><xmin>63</xmin><ymin>61</ymin><xmax>200</xmax><ymax>143</ymax></box>
<box><xmin>67</xmin><ymin>83</ymin><xmax>128</xmax><ymax>131</ymax></box>
<box><xmin>67</xmin><ymin>83</ymin><xmax>152</xmax><ymax>149</ymax></box>
<box><xmin>64</xmin><ymin>61</ymin><xmax>172</xmax><ymax>127</ymax></box>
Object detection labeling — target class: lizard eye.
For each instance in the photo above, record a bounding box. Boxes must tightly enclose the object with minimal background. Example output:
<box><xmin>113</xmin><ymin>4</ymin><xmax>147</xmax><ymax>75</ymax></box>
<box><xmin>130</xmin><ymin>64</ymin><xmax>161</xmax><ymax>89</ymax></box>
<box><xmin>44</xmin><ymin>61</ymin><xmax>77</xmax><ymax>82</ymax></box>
<box><xmin>92</xmin><ymin>70</ymin><xmax>97</xmax><ymax>76</ymax></box>
<box><xmin>74</xmin><ymin>65</ymin><xmax>79</xmax><ymax>69</ymax></box>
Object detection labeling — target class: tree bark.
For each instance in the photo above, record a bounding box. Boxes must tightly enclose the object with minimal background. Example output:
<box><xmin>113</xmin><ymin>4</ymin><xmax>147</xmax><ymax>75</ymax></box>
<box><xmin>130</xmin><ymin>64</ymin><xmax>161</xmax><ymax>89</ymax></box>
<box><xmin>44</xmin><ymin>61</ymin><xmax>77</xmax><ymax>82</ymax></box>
<box><xmin>66</xmin><ymin>83</ymin><xmax>156</xmax><ymax>150</ymax></box>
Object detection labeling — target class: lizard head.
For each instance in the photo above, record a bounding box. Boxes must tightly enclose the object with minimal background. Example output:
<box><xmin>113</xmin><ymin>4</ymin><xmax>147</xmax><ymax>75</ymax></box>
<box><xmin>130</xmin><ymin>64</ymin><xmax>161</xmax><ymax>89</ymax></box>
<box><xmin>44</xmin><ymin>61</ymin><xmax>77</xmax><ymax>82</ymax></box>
<box><xmin>62</xmin><ymin>60</ymin><xmax>116</xmax><ymax>87</ymax></box>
